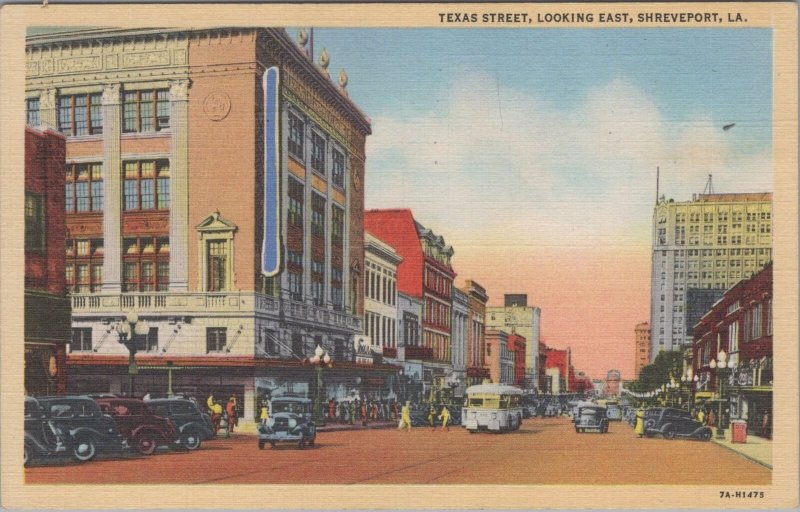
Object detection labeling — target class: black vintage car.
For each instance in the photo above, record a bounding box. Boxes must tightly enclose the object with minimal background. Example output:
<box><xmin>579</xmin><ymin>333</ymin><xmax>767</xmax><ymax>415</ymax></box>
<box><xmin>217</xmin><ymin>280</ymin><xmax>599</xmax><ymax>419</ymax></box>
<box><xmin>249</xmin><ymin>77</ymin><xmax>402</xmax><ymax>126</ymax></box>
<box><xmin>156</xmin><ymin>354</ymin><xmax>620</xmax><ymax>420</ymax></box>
<box><xmin>37</xmin><ymin>396</ymin><xmax>127</xmax><ymax>461</ymax></box>
<box><xmin>574</xmin><ymin>405</ymin><xmax>609</xmax><ymax>433</ymax></box>
<box><xmin>643</xmin><ymin>407</ymin><xmax>712</xmax><ymax>440</ymax></box>
<box><xmin>257</xmin><ymin>397</ymin><xmax>316</xmax><ymax>449</ymax></box>
<box><xmin>24</xmin><ymin>397</ymin><xmax>71</xmax><ymax>466</ymax></box>
<box><xmin>146</xmin><ymin>398</ymin><xmax>215</xmax><ymax>450</ymax></box>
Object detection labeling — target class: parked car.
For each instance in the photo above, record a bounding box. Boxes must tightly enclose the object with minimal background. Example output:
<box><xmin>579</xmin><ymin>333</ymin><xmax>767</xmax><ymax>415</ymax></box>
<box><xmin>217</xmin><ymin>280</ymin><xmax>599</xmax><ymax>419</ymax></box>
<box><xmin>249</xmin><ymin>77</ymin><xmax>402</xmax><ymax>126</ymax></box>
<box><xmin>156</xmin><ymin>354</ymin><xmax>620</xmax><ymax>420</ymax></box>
<box><xmin>643</xmin><ymin>407</ymin><xmax>712</xmax><ymax>440</ymax></box>
<box><xmin>93</xmin><ymin>398</ymin><xmax>177</xmax><ymax>455</ymax></box>
<box><xmin>24</xmin><ymin>396</ymin><xmax>71</xmax><ymax>466</ymax></box>
<box><xmin>146</xmin><ymin>397</ymin><xmax>215</xmax><ymax>450</ymax></box>
<box><xmin>36</xmin><ymin>396</ymin><xmax>126</xmax><ymax>462</ymax></box>
<box><xmin>257</xmin><ymin>397</ymin><xmax>316</xmax><ymax>449</ymax></box>
<box><xmin>574</xmin><ymin>405</ymin><xmax>609</xmax><ymax>433</ymax></box>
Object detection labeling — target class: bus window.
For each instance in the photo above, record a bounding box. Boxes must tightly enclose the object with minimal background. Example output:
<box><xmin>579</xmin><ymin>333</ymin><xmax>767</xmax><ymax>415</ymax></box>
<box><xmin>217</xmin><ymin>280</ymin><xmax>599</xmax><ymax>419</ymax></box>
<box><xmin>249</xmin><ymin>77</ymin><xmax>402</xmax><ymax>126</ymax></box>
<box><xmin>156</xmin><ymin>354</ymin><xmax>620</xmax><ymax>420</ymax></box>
<box><xmin>499</xmin><ymin>397</ymin><xmax>509</xmax><ymax>408</ymax></box>
<box><xmin>469</xmin><ymin>398</ymin><xmax>484</xmax><ymax>407</ymax></box>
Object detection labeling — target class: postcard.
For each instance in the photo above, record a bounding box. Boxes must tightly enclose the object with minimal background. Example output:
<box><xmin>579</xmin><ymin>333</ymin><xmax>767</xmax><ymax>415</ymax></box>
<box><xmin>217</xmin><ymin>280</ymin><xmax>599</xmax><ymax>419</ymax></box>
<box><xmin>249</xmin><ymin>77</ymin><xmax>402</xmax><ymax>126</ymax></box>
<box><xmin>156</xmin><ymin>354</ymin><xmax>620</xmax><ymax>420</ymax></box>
<box><xmin>0</xmin><ymin>1</ymin><xmax>797</xmax><ymax>510</ymax></box>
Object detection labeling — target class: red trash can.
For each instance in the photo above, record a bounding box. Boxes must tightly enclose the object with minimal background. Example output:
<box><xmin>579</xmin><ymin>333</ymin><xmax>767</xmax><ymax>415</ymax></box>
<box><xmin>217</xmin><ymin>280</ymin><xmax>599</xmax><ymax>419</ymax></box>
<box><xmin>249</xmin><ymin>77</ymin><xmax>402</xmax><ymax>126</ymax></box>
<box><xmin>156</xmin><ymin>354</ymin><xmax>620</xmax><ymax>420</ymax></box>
<box><xmin>731</xmin><ymin>420</ymin><xmax>748</xmax><ymax>443</ymax></box>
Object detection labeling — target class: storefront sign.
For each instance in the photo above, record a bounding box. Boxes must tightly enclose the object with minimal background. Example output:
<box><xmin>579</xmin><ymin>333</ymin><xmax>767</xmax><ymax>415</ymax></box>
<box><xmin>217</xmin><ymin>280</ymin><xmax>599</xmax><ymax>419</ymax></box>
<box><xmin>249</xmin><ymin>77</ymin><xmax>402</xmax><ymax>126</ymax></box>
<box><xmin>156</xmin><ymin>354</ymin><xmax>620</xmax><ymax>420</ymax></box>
<box><xmin>261</xmin><ymin>66</ymin><xmax>281</xmax><ymax>277</ymax></box>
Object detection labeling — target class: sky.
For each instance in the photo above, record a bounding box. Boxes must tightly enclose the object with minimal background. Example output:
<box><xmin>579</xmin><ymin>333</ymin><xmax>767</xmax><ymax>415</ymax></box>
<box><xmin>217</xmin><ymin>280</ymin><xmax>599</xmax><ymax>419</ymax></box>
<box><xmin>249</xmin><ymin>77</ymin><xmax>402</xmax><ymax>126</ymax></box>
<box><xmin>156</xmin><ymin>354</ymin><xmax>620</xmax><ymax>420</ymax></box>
<box><xmin>310</xmin><ymin>28</ymin><xmax>773</xmax><ymax>380</ymax></box>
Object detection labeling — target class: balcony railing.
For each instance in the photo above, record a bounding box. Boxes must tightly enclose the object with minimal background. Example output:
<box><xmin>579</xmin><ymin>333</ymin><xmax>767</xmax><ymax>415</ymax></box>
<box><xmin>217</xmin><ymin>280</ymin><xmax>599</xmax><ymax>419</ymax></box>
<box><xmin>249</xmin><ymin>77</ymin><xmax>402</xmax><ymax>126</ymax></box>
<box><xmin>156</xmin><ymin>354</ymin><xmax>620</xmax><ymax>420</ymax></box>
<box><xmin>70</xmin><ymin>291</ymin><xmax>362</xmax><ymax>331</ymax></box>
<box><xmin>405</xmin><ymin>345</ymin><xmax>434</xmax><ymax>360</ymax></box>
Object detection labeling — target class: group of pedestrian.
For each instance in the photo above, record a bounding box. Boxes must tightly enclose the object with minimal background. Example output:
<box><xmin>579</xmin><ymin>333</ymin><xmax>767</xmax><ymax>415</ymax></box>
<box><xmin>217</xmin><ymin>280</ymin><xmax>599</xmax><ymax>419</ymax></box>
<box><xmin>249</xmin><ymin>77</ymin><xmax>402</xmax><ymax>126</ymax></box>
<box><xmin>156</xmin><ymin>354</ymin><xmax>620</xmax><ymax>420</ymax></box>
<box><xmin>324</xmin><ymin>397</ymin><xmax>401</xmax><ymax>425</ymax></box>
<box><xmin>206</xmin><ymin>394</ymin><xmax>238</xmax><ymax>437</ymax></box>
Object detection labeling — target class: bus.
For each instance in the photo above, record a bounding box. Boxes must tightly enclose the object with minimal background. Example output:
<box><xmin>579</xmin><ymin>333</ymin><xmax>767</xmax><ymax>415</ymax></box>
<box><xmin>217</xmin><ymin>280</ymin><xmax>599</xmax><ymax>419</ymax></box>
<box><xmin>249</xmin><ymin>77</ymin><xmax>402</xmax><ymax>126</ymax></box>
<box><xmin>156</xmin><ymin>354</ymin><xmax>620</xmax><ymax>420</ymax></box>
<box><xmin>462</xmin><ymin>384</ymin><xmax>524</xmax><ymax>432</ymax></box>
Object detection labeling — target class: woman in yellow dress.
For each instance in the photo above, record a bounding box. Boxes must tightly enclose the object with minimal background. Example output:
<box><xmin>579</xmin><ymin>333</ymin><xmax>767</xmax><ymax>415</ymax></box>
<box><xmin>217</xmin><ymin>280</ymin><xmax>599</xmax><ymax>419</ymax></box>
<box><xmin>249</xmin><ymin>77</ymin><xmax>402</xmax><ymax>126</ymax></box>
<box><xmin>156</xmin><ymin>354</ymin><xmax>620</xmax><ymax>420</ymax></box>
<box><xmin>634</xmin><ymin>407</ymin><xmax>645</xmax><ymax>438</ymax></box>
<box><xmin>398</xmin><ymin>401</ymin><xmax>412</xmax><ymax>432</ymax></box>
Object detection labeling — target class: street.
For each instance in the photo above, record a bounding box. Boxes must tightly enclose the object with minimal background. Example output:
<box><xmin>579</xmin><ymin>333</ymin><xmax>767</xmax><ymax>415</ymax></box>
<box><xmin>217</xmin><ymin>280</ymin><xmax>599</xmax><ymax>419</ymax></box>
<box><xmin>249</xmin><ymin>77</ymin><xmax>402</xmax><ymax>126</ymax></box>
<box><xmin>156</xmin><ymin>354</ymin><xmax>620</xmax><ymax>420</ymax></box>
<box><xmin>25</xmin><ymin>417</ymin><xmax>770</xmax><ymax>485</ymax></box>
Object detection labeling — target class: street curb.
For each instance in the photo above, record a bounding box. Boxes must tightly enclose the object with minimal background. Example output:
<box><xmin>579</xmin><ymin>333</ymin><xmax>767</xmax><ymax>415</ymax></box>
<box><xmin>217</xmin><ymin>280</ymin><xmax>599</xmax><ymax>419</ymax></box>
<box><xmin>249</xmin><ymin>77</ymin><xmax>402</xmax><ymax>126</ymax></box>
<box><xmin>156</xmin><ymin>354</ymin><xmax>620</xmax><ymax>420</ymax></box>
<box><xmin>711</xmin><ymin>439</ymin><xmax>772</xmax><ymax>470</ymax></box>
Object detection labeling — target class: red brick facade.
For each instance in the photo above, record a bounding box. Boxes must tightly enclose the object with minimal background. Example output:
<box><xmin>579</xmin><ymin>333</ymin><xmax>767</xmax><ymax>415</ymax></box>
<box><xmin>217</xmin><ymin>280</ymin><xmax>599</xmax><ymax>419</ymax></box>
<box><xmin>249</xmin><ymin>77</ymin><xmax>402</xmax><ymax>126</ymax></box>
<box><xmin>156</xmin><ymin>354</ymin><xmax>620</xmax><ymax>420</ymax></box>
<box><xmin>509</xmin><ymin>333</ymin><xmax>527</xmax><ymax>387</ymax></box>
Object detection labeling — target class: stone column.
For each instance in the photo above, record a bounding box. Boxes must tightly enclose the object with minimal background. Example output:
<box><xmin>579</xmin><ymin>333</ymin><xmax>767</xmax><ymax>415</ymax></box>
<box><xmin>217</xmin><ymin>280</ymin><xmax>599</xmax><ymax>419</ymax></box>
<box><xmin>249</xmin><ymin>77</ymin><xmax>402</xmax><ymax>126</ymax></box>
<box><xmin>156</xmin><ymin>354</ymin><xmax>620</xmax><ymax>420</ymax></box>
<box><xmin>324</xmin><ymin>138</ymin><xmax>333</xmax><ymax>308</ymax></box>
<box><xmin>101</xmin><ymin>84</ymin><xmax>122</xmax><ymax>292</ymax></box>
<box><xmin>169</xmin><ymin>80</ymin><xmax>190</xmax><ymax>291</ymax></box>
<box><xmin>302</xmin><ymin>121</ymin><xmax>312</xmax><ymax>303</ymax></box>
<box><xmin>39</xmin><ymin>89</ymin><xmax>58</xmax><ymax>129</ymax></box>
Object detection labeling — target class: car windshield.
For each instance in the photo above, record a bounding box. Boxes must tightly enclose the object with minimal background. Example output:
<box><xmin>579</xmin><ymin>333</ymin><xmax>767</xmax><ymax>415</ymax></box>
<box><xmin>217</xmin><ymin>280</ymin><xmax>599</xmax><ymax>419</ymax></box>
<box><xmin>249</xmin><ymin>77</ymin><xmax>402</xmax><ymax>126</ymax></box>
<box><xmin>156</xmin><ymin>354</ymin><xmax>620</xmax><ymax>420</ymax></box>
<box><xmin>272</xmin><ymin>401</ymin><xmax>308</xmax><ymax>414</ymax></box>
<box><xmin>104</xmin><ymin>401</ymin><xmax>152</xmax><ymax>416</ymax></box>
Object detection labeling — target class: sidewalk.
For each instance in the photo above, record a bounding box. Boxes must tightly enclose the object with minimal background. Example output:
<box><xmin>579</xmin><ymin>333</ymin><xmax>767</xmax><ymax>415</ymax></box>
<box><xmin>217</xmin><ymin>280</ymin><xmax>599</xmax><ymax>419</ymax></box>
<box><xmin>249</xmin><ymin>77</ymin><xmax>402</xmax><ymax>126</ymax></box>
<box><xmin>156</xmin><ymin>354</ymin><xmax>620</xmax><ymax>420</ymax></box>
<box><xmin>711</xmin><ymin>428</ymin><xmax>772</xmax><ymax>469</ymax></box>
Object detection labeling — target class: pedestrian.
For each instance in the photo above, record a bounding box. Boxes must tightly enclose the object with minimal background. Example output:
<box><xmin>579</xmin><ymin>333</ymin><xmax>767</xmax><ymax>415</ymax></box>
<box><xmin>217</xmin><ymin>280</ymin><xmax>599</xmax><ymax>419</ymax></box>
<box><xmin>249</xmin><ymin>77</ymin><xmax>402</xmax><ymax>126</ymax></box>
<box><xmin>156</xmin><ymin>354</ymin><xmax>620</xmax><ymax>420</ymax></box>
<box><xmin>427</xmin><ymin>404</ymin><xmax>436</xmax><ymax>431</ymax></box>
<box><xmin>207</xmin><ymin>395</ymin><xmax>223</xmax><ymax>435</ymax></box>
<box><xmin>260</xmin><ymin>402</ymin><xmax>269</xmax><ymax>426</ymax></box>
<box><xmin>761</xmin><ymin>411</ymin><xmax>770</xmax><ymax>439</ymax></box>
<box><xmin>328</xmin><ymin>398</ymin><xmax>335</xmax><ymax>420</ymax></box>
<box><xmin>361</xmin><ymin>400</ymin><xmax>368</xmax><ymax>426</ymax></box>
<box><xmin>398</xmin><ymin>400</ymin><xmax>412</xmax><ymax>432</ymax></box>
<box><xmin>349</xmin><ymin>401</ymin><xmax>356</xmax><ymax>425</ymax></box>
<box><xmin>371</xmin><ymin>401</ymin><xmax>378</xmax><ymax>420</ymax></box>
<box><xmin>226</xmin><ymin>396</ymin><xmax>237</xmax><ymax>435</ymax></box>
<box><xmin>438</xmin><ymin>405</ymin><xmax>451</xmax><ymax>431</ymax></box>
<box><xmin>707</xmin><ymin>410</ymin><xmax>715</xmax><ymax>428</ymax></box>
<box><xmin>696</xmin><ymin>409</ymin><xmax>705</xmax><ymax>424</ymax></box>
<box><xmin>633</xmin><ymin>407</ymin><xmax>645</xmax><ymax>438</ymax></box>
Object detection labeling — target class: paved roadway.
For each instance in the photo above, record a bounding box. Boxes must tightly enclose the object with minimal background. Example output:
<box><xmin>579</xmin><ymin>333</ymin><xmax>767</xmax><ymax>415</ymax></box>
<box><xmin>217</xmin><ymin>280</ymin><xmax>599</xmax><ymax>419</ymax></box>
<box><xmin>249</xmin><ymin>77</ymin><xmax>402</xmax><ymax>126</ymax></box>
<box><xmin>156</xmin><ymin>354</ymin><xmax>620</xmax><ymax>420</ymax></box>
<box><xmin>25</xmin><ymin>418</ymin><xmax>770</xmax><ymax>485</ymax></box>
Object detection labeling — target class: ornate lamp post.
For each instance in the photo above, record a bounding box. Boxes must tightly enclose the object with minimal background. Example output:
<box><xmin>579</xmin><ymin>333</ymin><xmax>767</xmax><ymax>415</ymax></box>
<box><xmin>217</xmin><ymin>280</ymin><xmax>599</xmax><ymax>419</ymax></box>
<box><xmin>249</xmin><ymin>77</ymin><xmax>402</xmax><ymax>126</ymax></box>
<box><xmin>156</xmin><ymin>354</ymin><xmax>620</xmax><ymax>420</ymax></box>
<box><xmin>308</xmin><ymin>344</ymin><xmax>332</xmax><ymax>426</ymax></box>
<box><xmin>116</xmin><ymin>311</ymin><xmax>149</xmax><ymax>397</ymax></box>
<box><xmin>709</xmin><ymin>349</ymin><xmax>736</xmax><ymax>439</ymax></box>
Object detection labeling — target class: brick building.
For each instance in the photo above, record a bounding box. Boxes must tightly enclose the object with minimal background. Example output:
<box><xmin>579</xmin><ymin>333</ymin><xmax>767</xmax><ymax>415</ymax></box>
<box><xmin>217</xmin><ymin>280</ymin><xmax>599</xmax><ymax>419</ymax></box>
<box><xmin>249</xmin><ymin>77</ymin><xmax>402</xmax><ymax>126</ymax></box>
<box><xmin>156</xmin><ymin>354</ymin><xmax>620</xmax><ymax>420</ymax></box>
<box><xmin>25</xmin><ymin>126</ymin><xmax>71</xmax><ymax>395</ymax></box>
<box><xmin>485</xmin><ymin>329</ymin><xmax>514</xmax><ymax>385</ymax></box>
<box><xmin>544</xmin><ymin>346</ymin><xmax>571</xmax><ymax>393</ymax></box>
<box><xmin>25</xmin><ymin>27</ymin><xmax>402</xmax><ymax>422</ymax></box>
<box><xmin>508</xmin><ymin>332</ymin><xmax>527</xmax><ymax>388</ymax></box>
<box><xmin>693</xmin><ymin>262</ymin><xmax>772</xmax><ymax>437</ymax></box>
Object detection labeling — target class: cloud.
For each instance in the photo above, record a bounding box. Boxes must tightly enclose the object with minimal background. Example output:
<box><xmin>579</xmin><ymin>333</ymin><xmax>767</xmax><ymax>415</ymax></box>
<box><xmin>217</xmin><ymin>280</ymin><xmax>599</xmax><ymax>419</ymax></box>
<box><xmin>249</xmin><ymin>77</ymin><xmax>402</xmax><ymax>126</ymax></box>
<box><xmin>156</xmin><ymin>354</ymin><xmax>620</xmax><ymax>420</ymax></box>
<box><xmin>365</xmin><ymin>71</ymin><xmax>772</xmax><ymax>250</ymax></box>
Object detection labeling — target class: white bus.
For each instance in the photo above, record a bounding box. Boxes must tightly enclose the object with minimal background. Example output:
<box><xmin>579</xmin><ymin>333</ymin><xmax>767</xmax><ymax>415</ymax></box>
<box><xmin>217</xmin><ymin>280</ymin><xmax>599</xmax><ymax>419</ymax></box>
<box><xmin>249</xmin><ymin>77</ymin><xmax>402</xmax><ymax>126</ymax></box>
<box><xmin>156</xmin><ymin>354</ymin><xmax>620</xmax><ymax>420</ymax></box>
<box><xmin>462</xmin><ymin>384</ymin><xmax>524</xmax><ymax>432</ymax></box>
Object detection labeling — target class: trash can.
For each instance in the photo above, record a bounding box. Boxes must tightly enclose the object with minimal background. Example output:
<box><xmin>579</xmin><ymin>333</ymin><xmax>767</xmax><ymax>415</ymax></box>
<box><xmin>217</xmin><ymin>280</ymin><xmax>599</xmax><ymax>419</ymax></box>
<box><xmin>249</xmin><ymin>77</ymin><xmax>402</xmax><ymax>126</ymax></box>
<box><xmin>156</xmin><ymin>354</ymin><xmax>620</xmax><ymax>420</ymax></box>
<box><xmin>731</xmin><ymin>420</ymin><xmax>748</xmax><ymax>443</ymax></box>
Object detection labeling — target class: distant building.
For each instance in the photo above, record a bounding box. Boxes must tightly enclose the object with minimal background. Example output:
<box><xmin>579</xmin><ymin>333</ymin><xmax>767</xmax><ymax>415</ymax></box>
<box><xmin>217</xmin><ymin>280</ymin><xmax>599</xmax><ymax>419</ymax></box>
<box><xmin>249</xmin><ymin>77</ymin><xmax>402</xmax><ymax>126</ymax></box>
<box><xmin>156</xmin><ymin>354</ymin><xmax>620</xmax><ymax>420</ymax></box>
<box><xmin>25</xmin><ymin>126</ymin><xmax>70</xmax><ymax>395</ymax></box>
<box><xmin>451</xmin><ymin>287</ymin><xmax>469</xmax><ymax>396</ymax></box>
<box><xmin>486</xmin><ymin>294</ymin><xmax>541</xmax><ymax>390</ymax></box>
<box><xmin>485</xmin><ymin>329</ymin><xmax>514</xmax><ymax>385</ymax></box>
<box><xmin>397</xmin><ymin>291</ymin><xmax>423</xmax><ymax>402</ymax></box>
<box><xmin>508</xmin><ymin>333</ymin><xmax>527</xmax><ymax>388</ymax></box>
<box><xmin>463</xmin><ymin>279</ymin><xmax>489</xmax><ymax>386</ymax></box>
<box><xmin>634</xmin><ymin>322</ymin><xmax>651</xmax><ymax>379</ymax></box>
<box><xmin>651</xmin><ymin>192</ymin><xmax>772</xmax><ymax>358</ymax></box>
<box><xmin>604</xmin><ymin>369</ymin><xmax>621</xmax><ymax>397</ymax></box>
<box><xmin>364</xmin><ymin>232</ymin><xmax>401</xmax><ymax>359</ymax></box>
<box><xmin>544</xmin><ymin>347</ymin><xmax>571</xmax><ymax>393</ymax></box>
<box><xmin>538</xmin><ymin>342</ymin><xmax>548</xmax><ymax>391</ymax></box>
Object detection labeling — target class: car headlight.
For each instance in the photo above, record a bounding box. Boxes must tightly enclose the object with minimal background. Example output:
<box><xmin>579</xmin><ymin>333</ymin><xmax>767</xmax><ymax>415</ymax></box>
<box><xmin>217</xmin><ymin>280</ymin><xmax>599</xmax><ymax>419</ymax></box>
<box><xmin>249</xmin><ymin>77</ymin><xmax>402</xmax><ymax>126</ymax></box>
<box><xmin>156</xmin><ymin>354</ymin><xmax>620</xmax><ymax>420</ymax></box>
<box><xmin>266</xmin><ymin>418</ymin><xmax>275</xmax><ymax>428</ymax></box>
<box><xmin>288</xmin><ymin>418</ymin><xmax>297</xmax><ymax>429</ymax></box>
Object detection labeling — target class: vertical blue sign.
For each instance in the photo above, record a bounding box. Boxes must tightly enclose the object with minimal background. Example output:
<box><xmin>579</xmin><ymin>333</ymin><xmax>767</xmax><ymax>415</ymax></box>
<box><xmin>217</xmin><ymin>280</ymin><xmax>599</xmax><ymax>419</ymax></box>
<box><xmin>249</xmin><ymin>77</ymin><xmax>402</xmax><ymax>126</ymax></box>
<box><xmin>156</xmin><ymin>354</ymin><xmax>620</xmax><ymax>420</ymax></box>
<box><xmin>261</xmin><ymin>66</ymin><xmax>281</xmax><ymax>277</ymax></box>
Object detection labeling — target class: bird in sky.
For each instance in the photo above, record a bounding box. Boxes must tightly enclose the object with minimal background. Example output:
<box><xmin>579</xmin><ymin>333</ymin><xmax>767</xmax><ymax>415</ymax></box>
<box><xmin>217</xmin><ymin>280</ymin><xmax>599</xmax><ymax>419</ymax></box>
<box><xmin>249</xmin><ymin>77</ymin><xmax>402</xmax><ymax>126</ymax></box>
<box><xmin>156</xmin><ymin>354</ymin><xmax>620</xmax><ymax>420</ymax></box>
<box><xmin>723</xmin><ymin>123</ymin><xmax>736</xmax><ymax>131</ymax></box>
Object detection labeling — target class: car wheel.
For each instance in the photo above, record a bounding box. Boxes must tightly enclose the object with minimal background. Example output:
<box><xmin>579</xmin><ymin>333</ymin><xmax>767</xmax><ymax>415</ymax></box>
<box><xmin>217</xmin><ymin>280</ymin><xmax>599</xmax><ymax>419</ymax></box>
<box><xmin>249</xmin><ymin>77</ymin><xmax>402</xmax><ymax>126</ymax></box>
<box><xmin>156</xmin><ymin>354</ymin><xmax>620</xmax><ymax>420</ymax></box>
<box><xmin>699</xmin><ymin>429</ymin><xmax>712</xmax><ymax>441</ymax></box>
<box><xmin>258</xmin><ymin>440</ymin><xmax>265</xmax><ymax>450</ymax></box>
<box><xmin>308</xmin><ymin>436</ymin><xmax>315</xmax><ymax>447</ymax></box>
<box><xmin>72</xmin><ymin>436</ymin><xmax>97</xmax><ymax>462</ymax></box>
<box><xmin>269</xmin><ymin>441</ymin><xmax>276</xmax><ymax>448</ymax></box>
<box><xmin>663</xmin><ymin>427</ymin><xmax>677</xmax><ymax>440</ymax></box>
<box><xmin>134</xmin><ymin>434</ymin><xmax>157</xmax><ymax>455</ymax></box>
<box><xmin>182</xmin><ymin>431</ymin><xmax>202</xmax><ymax>451</ymax></box>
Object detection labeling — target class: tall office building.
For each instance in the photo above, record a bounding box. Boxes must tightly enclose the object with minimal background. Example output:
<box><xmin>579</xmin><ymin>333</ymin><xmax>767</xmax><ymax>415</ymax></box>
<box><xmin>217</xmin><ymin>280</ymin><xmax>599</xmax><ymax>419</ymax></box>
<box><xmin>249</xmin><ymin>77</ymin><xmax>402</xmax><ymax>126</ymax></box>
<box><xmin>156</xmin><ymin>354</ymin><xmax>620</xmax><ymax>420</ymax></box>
<box><xmin>650</xmin><ymin>192</ymin><xmax>772</xmax><ymax>358</ymax></box>
<box><xmin>634</xmin><ymin>322</ymin><xmax>650</xmax><ymax>379</ymax></box>
<box><xmin>486</xmin><ymin>294</ymin><xmax>541</xmax><ymax>390</ymax></box>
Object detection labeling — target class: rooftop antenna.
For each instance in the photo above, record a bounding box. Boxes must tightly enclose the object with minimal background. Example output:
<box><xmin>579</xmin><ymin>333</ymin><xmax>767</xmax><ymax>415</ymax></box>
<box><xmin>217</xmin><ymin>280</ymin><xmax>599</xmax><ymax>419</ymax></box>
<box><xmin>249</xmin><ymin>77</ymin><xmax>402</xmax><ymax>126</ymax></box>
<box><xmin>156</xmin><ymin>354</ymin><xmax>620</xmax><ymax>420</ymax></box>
<box><xmin>655</xmin><ymin>166</ymin><xmax>660</xmax><ymax>204</ymax></box>
<box><xmin>702</xmin><ymin>174</ymin><xmax>714</xmax><ymax>195</ymax></box>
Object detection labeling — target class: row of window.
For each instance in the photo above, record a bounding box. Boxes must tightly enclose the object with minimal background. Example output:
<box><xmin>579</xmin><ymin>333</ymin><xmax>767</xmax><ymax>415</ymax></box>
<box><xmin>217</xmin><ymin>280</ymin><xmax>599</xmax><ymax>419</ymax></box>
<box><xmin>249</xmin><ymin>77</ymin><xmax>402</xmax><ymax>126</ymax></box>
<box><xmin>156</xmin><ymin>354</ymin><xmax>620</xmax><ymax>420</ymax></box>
<box><xmin>27</xmin><ymin>89</ymin><xmax>172</xmax><ymax>136</ymax></box>
<box><xmin>64</xmin><ymin>160</ymin><xmax>170</xmax><ymax>213</ymax></box>
<box><xmin>287</xmin><ymin>112</ymin><xmax>346</xmax><ymax>189</ymax></box>
<box><xmin>287</xmin><ymin>178</ymin><xmax>345</xmax><ymax>242</ymax></box>
<box><xmin>665</xmin><ymin>211</ymin><xmax>771</xmax><ymax>225</ymax></box>
<box><xmin>25</xmin><ymin>192</ymin><xmax>45</xmax><ymax>253</ymax></box>
<box><xmin>425</xmin><ymin>298</ymin><xmax>451</xmax><ymax>329</ymax></box>
<box><xmin>424</xmin><ymin>266</ymin><xmax>452</xmax><ymax>297</ymax></box>
<box><xmin>425</xmin><ymin>330</ymin><xmax>451</xmax><ymax>362</ymax></box>
<box><xmin>365</xmin><ymin>266</ymin><xmax>397</xmax><ymax>306</ymax></box>
<box><xmin>365</xmin><ymin>312</ymin><xmax>397</xmax><ymax>348</ymax></box>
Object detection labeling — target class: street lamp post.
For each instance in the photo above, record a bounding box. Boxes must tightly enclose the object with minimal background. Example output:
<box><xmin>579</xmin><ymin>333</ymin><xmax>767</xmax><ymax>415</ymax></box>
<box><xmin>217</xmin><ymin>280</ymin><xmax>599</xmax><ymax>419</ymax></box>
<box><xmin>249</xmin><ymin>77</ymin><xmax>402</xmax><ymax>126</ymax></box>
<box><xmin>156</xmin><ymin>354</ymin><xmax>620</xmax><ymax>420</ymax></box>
<box><xmin>308</xmin><ymin>345</ymin><xmax>332</xmax><ymax>427</ymax></box>
<box><xmin>709</xmin><ymin>349</ymin><xmax>736</xmax><ymax>440</ymax></box>
<box><xmin>116</xmin><ymin>311</ymin><xmax>149</xmax><ymax>397</ymax></box>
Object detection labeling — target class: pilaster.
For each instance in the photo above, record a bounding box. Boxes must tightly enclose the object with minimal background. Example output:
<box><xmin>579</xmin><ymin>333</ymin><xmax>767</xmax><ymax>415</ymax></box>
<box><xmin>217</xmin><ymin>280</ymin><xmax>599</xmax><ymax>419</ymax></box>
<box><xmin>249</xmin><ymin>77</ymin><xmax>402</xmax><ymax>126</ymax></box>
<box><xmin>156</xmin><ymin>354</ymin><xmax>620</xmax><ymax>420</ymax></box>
<box><xmin>39</xmin><ymin>89</ymin><xmax>57</xmax><ymax>129</ymax></box>
<box><xmin>101</xmin><ymin>84</ymin><xmax>122</xmax><ymax>292</ymax></box>
<box><xmin>169</xmin><ymin>79</ymin><xmax>190</xmax><ymax>291</ymax></box>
